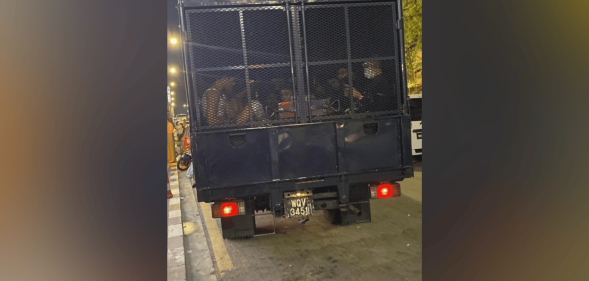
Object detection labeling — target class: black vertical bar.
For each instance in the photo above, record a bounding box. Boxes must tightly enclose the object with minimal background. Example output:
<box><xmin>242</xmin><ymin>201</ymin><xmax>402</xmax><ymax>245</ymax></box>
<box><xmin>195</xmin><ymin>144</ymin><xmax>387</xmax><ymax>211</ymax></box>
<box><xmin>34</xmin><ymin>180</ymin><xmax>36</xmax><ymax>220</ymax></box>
<box><xmin>300</xmin><ymin>2</ymin><xmax>313</xmax><ymax>122</ymax></box>
<box><xmin>291</xmin><ymin>5</ymin><xmax>306</xmax><ymax>123</ymax></box>
<box><xmin>396</xmin><ymin>0</ymin><xmax>409</xmax><ymax>114</ymax></box>
<box><xmin>335</xmin><ymin>121</ymin><xmax>347</xmax><ymax>174</ymax></box>
<box><xmin>239</xmin><ymin>10</ymin><xmax>254</xmax><ymax>124</ymax></box>
<box><xmin>178</xmin><ymin>3</ymin><xmax>202</xmax><ymax>130</ymax></box>
<box><xmin>344</xmin><ymin>6</ymin><xmax>355</xmax><ymax>116</ymax></box>
<box><xmin>285</xmin><ymin>2</ymin><xmax>299</xmax><ymax>123</ymax></box>
<box><xmin>268</xmin><ymin>128</ymin><xmax>280</xmax><ymax>180</ymax></box>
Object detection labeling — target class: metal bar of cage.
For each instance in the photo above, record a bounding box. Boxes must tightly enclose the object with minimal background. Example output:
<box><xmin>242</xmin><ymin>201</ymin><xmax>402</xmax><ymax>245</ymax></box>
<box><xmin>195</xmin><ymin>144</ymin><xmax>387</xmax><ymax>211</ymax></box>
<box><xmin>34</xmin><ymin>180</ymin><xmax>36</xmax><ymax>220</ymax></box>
<box><xmin>239</xmin><ymin>10</ymin><xmax>254</xmax><ymax>124</ymax></box>
<box><xmin>300</xmin><ymin>1</ymin><xmax>313</xmax><ymax>122</ymax></box>
<box><xmin>291</xmin><ymin>5</ymin><xmax>307</xmax><ymax>123</ymax></box>
<box><xmin>178</xmin><ymin>1</ymin><xmax>202</xmax><ymax>129</ymax></box>
<box><xmin>396</xmin><ymin>0</ymin><xmax>410</xmax><ymax>114</ymax></box>
<box><xmin>307</xmin><ymin>57</ymin><xmax>396</xmax><ymax>66</ymax></box>
<box><xmin>285</xmin><ymin>2</ymin><xmax>300</xmax><ymax>123</ymax></box>
<box><xmin>344</xmin><ymin>6</ymin><xmax>355</xmax><ymax>115</ymax></box>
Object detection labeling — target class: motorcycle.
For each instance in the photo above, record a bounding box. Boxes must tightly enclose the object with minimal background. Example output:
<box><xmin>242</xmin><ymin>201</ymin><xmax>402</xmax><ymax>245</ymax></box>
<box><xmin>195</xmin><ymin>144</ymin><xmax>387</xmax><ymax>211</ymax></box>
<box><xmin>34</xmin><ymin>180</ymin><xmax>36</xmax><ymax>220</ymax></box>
<box><xmin>177</xmin><ymin>133</ymin><xmax>192</xmax><ymax>171</ymax></box>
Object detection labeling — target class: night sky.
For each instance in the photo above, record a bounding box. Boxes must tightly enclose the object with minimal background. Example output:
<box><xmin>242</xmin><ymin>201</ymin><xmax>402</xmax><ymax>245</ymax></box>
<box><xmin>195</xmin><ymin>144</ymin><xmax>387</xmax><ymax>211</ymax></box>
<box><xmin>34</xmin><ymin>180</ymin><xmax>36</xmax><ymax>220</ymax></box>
<box><xmin>167</xmin><ymin>0</ymin><xmax>187</xmax><ymax>117</ymax></box>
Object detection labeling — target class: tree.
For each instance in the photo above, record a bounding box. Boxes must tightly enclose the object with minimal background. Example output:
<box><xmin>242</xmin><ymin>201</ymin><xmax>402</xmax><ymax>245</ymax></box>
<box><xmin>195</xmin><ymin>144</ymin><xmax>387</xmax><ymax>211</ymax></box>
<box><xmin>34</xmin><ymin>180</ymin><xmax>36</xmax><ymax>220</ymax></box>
<box><xmin>403</xmin><ymin>0</ymin><xmax>422</xmax><ymax>95</ymax></box>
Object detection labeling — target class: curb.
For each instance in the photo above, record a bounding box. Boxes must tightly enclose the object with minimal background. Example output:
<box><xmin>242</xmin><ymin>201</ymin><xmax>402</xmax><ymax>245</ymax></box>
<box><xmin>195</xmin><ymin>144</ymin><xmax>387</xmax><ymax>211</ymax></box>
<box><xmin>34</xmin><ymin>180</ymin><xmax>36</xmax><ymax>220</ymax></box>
<box><xmin>167</xmin><ymin>164</ymin><xmax>187</xmax><ymax>281</ymax></box>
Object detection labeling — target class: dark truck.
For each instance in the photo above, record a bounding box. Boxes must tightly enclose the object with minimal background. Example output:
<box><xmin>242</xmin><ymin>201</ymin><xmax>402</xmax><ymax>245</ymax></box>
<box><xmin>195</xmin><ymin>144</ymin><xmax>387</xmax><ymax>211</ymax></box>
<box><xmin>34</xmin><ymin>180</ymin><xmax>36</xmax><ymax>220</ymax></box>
<box><xmin>179</xmin><ymin>0</ymin><xmax>413</xmax><ymax>238</ymax></box>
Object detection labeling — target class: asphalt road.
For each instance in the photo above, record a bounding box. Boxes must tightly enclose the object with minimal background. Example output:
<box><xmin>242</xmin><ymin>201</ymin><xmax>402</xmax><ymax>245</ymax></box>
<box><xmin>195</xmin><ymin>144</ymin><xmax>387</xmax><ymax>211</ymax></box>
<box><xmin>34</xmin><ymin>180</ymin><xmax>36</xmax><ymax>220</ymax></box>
<box><xmin>191</xmin><ymin>161</ymin><xmax>422</xmax><ymax>281</ymax></box>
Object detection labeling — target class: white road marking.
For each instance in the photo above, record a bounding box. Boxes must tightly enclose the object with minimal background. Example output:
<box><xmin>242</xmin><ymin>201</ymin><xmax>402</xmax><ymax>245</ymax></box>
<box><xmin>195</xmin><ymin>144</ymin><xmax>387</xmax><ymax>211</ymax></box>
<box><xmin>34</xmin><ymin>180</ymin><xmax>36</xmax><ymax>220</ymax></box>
<box><xmin>168</xmin><ymin>247</ymin><xmax>186</xmax><ymax>264</ymax></box>
<box><xmin>168</xmin><ymin>224</ymin><xmax>183</xmax><ymax>238</ymax></box>
<box><xmin>169</xmin><ymin>209</ymin><xmax>181</xmax><ymax>219</ymax></box>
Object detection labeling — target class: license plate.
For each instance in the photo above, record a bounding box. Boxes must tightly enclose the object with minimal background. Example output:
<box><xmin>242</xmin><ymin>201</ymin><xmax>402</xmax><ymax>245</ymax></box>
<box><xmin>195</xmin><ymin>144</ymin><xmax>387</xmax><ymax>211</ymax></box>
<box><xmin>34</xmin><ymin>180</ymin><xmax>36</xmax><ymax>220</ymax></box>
<box><xmin>284</xmin><ymin>197</ymin><xmax>314</xmax><ymax>218</ymax></box>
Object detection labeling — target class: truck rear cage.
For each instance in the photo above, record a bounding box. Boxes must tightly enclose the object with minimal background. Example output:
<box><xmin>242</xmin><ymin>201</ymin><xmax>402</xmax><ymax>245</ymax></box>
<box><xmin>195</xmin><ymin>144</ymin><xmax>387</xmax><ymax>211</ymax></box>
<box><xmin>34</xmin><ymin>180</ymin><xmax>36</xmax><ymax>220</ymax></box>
<box><xmin>184</xmin><ymin>1</ymin><xmax>403</xmax><ymax>132</ymax></box>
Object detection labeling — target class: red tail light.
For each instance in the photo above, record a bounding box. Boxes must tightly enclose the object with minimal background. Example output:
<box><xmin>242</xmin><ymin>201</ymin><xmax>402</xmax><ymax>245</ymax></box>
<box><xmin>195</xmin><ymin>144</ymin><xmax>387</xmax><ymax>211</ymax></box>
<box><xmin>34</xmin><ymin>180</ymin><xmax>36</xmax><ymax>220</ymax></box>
<box><xmin>221</xmin><ymin>202</ymin><xmax>238</xmax><ymax>217</ymax></box>
<box><xmin>212</xmin><ymin>201</ymin><xmax>246</xmax><ymax>218</ymax></box>
<box><xmin>377</xmin><ymin>184</ymin><xmax>393</xmax><ymax>198</ymax></box>
<box><xmin>371</xmin><ymin>182</ymin><xmax>401</xmax><ymax>199</ymax></box>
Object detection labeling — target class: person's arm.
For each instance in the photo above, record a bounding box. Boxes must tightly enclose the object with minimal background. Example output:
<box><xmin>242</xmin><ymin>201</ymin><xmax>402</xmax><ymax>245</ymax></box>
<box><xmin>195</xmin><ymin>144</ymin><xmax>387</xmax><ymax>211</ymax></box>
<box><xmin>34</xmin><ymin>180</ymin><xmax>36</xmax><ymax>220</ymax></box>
<box><xmin>344</xmin><ymin>84</ymin><xmax>364</xmax><ymax>99</ymax></box>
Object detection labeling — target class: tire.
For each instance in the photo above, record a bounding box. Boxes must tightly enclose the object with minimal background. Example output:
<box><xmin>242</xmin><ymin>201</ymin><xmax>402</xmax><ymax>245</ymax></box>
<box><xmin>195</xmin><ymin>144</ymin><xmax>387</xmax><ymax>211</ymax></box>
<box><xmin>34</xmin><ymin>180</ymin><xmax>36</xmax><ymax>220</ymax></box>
<box><xmin>177</xmin><ymin>157</ymin><xmax>191</xmax><ymax>171</ymax></box>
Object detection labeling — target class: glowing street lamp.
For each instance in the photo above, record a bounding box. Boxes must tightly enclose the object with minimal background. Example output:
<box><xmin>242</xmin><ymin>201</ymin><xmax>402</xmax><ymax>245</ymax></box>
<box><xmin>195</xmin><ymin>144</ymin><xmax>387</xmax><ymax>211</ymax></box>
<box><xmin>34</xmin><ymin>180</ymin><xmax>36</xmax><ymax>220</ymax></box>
<box><xmin>170</xmin><ymin>82</ymin><xmax>175</xmax><ymax>87</ymax></box>
<box><xmin>170</xmin><ymin>38</ymin><xmax>178</xmax><ymax>45</ymax></box>
<box><xmin>171</xmin><ymin>91</ymin><xmax>174</xmax><ymax>96</ymax></box>
<box><xmin>170</xmin><ymin>67</ymin><xmax>176</xmax><ymax>74</ymax></box>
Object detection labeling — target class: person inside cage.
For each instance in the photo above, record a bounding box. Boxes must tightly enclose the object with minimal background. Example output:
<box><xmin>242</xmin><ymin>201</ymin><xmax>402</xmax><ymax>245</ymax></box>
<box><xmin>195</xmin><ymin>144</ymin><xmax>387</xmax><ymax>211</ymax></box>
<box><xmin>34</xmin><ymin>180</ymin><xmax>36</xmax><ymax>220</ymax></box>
<box><xmin>202</xmin><ymin>77</ymin><xmax>266</xmax><ymax>125</ymax></box>
<box><xmin>325</xmin><ymin>66</ymin><xmax>363</xmax><ymax>113</ymax></box>
<box><xmin>361</xmin><ymin>59</ymin><xmax>394</xmax><ymax>113</ymax></box>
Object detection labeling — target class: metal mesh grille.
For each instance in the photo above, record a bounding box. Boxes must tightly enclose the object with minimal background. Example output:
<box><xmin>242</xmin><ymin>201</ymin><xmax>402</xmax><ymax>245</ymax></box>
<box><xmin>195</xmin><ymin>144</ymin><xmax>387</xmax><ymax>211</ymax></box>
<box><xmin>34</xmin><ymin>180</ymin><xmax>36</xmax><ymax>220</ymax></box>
<box><xmin>409</xmin><ymin>96</ymin><xmax>422</xmax><ymax>121</ymax></box>
<box><xmin>186</xmin><ymin>10</ymin><xmax>243</xmax><ymax>69</ymax></box>
<box><xmin>304</xmin><ymin>6</ymin><xmax>351</xmax><ymax>120</ymax></box>
<box><xmin>301</xmin><ymin>3</ymin><xmax>401</xmax><ymax>122</ymax></box>
<box><xmin>346</xmin><ymin>4</ymin><xmax>401</xmax><ymax>115</ymax></box>
<box><xmin>186</xmin><ymin>6</ymin><xmax>294</xmax><ymax>130</ymax></box>
<box><xmin>184</xmin><ymin>2</ymin><xmax>402</xmax><ymax>131</ymax></box>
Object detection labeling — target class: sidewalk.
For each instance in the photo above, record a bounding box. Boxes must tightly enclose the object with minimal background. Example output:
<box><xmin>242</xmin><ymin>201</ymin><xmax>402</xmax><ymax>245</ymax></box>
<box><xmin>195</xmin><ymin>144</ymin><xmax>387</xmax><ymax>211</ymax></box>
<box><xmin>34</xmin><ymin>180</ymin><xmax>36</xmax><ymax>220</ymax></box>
<box><xmin>168</xmin><ymin>164</ymin><xmax>186</xmax><ymax>281</ymax></box>
<box><xmin>168</xmin><ymin>163</ymin><xmax>217</xmax><ymax>281</ymax></box>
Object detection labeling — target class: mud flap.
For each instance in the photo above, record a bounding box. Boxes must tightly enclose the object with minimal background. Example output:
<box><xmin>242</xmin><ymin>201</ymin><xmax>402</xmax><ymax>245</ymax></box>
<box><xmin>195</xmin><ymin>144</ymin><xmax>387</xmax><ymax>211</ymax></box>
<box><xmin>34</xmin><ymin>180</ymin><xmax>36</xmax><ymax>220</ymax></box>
<box><xmin>220</xmin><ymin>200</ymin><xmax>255</xmax><ymax>239</ymax></box>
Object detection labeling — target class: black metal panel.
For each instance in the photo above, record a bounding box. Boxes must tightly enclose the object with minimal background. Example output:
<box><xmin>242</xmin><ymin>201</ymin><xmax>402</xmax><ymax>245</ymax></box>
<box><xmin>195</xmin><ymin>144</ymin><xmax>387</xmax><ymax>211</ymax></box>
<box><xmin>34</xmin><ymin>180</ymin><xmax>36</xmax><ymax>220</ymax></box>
<box><xmin>277</xmin><ymin>123</ymin><xmax>338</xmax><ymax>179</ymax></box>
<box><xmin>343</xmin><ymin>117</ymin><xmax>401</xmax><ymax>172</ymax></box>
<box><xmin>193</xmin><ymin>134</ymin><xmax>211</xmax><ymax>188</ymax></box>
<box><xmin>349</xmin><ymin>184</ymin><xmax>370</xmax><ymax>202</ymax></box>
<box><xmin>409</xmin><ymin>97</ymin><xmax>422</xmax><ymax>121</ymax></box>
<box><xmin>400</xmin><ymin>115</ymin><xmax>413</xmax><ymax>168</ymax></box>
<box><xmin>199</xmin><ymin>167</ymin><xmax>411</xmax><ymax>203</ymax></box>
<box><xmin>203</xmin><ymin>129</ymin><xmax>273</xmax><ymax>187</ymax></box>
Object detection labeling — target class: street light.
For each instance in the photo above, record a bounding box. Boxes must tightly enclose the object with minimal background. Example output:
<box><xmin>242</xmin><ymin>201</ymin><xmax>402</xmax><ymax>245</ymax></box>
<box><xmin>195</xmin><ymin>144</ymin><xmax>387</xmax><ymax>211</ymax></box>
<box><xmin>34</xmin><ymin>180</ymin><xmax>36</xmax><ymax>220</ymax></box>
<box><xmin>172</xmin><ymin>102</ymin><xmax>175</xmax><ymax>106</ymax></box>
<box><xmin>171</xmin><ymin>38</ymin><xmax>178</xmax><ymax>45</ymax></box>
<box><xmin>170</xmin><ymin>82</ymin><xmax>175</xmax><ymax>87</ymax></box>
<box><xmin>171</xmin><ymin>91</ymin><xmax>174</xmax><ymax>96</ymax></box>
<box><xmin>170</xmin><ymin>67</ymin><xmax>176</xmax><ymax>74</ymax></box>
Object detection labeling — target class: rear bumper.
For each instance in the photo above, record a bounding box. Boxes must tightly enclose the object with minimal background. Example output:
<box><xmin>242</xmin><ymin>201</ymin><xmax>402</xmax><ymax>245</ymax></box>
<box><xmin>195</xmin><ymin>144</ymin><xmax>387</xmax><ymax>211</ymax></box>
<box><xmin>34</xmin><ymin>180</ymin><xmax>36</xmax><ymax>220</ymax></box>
<box><xmin>196</xmin><ymin>166</ymin><xmax>412</xmax><ymax>203</ymax></box>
